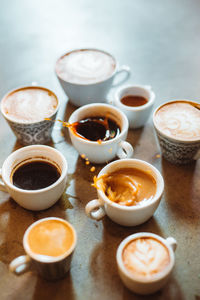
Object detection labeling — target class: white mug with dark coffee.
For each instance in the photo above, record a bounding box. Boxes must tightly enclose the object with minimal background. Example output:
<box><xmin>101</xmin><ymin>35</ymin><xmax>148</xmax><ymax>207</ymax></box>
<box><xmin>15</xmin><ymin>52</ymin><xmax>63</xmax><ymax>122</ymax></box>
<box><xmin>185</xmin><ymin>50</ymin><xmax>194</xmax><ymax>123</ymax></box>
<box><xmin>0</xmin><ymin>145</ymin><xmax>68</xmax><ymax>210</ymax></box>
<box><xmin>68</xmin><ymin>103</ymin><xmax>134</xmax><ymax>164</ymax></box>
<box><xmin>55</xmin><ymin>48</ymin><xmax>130</xmax><ymax>107</ymax></box>
<box><xmin>116</xmin><ymin>232</ymin><xmax>177</xmax><ymax>294</ymax></box>
<box><xmin>9</xmin><ymin>217</ymin><xmax>77</xmax><ymax>280</ymax></box>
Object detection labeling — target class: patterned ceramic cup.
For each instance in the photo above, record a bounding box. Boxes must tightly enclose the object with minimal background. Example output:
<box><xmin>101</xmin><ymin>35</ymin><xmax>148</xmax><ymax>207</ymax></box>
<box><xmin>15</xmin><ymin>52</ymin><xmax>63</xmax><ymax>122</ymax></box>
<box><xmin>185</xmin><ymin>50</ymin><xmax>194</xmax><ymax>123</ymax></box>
<box><xmin>0</xmin><ymin>86</ymin><xmax>59</xmax><ymax>145</ymax></box>
<box><xmin>153</xmin><ymin>100</ymin><xmax>200</xmax><ymax>164</ymax></box>
<box><xmin>9</xmin><ymin>217</ymin><xmax>77</xmax><ymax>281</ymax></box>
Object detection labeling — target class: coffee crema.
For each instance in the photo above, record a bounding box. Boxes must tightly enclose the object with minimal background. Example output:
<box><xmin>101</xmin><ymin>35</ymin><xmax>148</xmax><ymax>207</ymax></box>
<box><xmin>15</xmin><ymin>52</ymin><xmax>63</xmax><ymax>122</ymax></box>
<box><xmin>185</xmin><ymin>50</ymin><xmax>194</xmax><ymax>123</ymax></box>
<box><xmin>56</xmin><ymin>49</ymin><xmax>116</xmax><ymax>84</ymax></box>
<box><xmin>122</xmin><ymin>237</ymin><xmax>170</xmax><ymax>279</ymax></box>
<box><xmin>93</xmin><ymin>168</ymin><xmax>156</xmax><ymax>206</ymax></box>
<box><xmin>154</xmin><ymin>101</ymin><xmax>200</xmax><ymax>141</ymax></box>
<box><xmin>27</xmin><ymin>219</ymin><xmax>74</xmax><ymax>258</ymax></box>
<box><xmin>69</xmin><ymin>116</ymin><xmax>120</xmax><ymax>142</ymax></box>
<box><xmin>2</xmin><ymin>87</ymin><xmax>58</xmax><ymax>123</ymax></box>
<box><xmin>120</xmin><ymin>95</ymin><xmax>148</xmax><ymax>107</ymax></box>
<box><xmin>12</xmin><ymin>160</ymin><xmax>61</xmax><ymax>190</ymax></box>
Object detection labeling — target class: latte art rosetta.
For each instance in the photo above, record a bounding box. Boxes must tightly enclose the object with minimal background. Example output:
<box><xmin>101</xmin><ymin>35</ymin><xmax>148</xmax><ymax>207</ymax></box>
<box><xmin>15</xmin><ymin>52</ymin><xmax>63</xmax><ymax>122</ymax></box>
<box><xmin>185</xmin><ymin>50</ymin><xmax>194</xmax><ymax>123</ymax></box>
<box><xmin>154</xmin><ymin>102</ymin><xmax>200</xmax><ymax>141</ymax></box>
<box><xmin>56</xmin><ymin>49</ymin><xmax>116</xmax><ymax>84</ymax></box>
<box><xmin>123</xmin><ymin>238</ymin><xmax>170</xmax><ymax>278</ymax></box>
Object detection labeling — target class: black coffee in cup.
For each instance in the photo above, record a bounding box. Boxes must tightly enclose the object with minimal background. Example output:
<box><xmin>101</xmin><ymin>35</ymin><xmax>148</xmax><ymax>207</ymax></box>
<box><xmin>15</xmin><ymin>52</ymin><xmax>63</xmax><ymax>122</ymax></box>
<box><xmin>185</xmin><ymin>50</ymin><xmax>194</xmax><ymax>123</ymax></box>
<box><xmin>12</xmin><ymin>160</ymin><xmax>61</xmax><ymax>190</ymax></box>
<box><xmin>70</xmin><ymin>116</ymin><xmax>121</xmax><ymax>142</ymax></box>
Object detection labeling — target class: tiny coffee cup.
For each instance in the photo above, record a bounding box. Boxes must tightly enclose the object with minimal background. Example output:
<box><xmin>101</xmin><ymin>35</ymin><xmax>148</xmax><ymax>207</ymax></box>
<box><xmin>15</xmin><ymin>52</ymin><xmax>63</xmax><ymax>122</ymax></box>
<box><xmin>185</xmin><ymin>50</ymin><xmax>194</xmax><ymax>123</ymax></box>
<box><xmin>0</xmin><ymin>145</ymin><xmax>68</xmax><ymax>210</ymax></box>
<box><xmin>153</xmin><ymin>100</ymin><xmax>200</xmax><ymax>164</ymax></box>
<box><xmin>55</xmin><ymin>48</ymin><xmax>130</xmax><ymax>107</ymax></box>
<box><xmin>113</xmin><ymin>84</ymin><xmax>155</xmax><ymax>129</ymax></box>
<box><xmin>116</xmin><ymin>232</ymin><xmax>177</xmax><ymax>295</ymax></box>
<box><xmin>9</xmin><ymin>217</ymin><xmax>77</xmax><ymax>281</ymax></box>
<box><xmin>0</xmin><ymin>85</ymin><xmax>59</xmax><ymax>145</ymax></box>
<box><xmin>68</xmin><ymin>103</ymin><xmax>134</xmax><ymax>164</ymax></box>
<box><xmin>85</xmin><ymin>158</ymin><xmax>164</xmax><ymax>226</ymax></box>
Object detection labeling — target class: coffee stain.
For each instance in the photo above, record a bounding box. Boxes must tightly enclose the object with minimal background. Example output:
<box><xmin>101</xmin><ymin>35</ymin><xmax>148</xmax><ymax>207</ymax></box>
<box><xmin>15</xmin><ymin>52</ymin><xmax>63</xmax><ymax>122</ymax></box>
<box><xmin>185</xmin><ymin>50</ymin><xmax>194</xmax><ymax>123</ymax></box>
<box><xmin>59</xmin><ymin>193</ymin><xmax>74</xmax><ymax>210</ymax></box>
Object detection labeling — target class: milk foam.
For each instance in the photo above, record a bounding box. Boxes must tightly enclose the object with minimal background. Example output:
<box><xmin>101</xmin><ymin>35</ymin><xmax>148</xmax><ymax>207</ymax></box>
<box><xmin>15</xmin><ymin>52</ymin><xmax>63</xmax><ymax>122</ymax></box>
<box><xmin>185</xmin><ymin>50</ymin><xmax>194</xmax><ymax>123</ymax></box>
<box><xmin>56</xmin><ymin>49</ymin><xmax>116</xmax><ymax>84</ymax></box>
<box><xmin>123</xmin><ymin>238</ymin><xmax>170</xmax><ymax>278</ymax></box>
<box><xmin>155</xmin><ymin>102</ymin><xmax>200</xmax><ymax>141</ymax></box>
<box><xmin>2</xmin><ymin>87</ymin><xmax>58</xmax><ymax>123</ymax></box>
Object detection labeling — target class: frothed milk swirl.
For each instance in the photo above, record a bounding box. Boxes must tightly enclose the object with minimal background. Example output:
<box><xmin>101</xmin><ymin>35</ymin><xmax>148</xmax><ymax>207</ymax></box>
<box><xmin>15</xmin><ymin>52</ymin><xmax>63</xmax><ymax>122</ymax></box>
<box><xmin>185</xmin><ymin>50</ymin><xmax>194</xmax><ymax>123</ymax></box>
<box><xmin>154</xmin><ymin>101</ymin><xmax>200</xmax><ymax>141</ymax></box>
<box><xmin>123</xmin><ymin>237</ymin><xmax>170</xmax><ymax>279</ymax></box>
<box><xmin>2</xmin><ymin>87</ymin><xmax>58</xmax><ymax>123</ymax></box>
<box><xmin>56</xmin><ymin>49</ymin><xmax>116</xmax><ymax>84</ymax></box>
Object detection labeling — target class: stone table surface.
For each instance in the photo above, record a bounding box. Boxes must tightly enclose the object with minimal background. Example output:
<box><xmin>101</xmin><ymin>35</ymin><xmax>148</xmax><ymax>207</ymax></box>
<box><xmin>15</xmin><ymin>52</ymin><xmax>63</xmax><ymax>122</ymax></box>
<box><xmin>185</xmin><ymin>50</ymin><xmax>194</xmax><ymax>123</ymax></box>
<box><xmin>0</xmin><ymin>0</ymin><xmax>200</xmax><ymax>299</ymax></box>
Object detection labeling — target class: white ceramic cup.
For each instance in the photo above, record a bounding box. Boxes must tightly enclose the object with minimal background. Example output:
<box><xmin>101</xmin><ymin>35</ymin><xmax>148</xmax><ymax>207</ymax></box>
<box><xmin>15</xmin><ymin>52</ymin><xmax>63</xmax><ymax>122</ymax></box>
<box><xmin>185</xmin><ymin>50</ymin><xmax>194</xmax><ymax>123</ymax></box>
<box><xmin>85</xmin><ymin>159</ymin><xmax>164</xmax><ymax>226</ymax></box>
<box><xmin>116</xmin><ymin>232</ymin><xmax>177</xmax><ymax>295</ymax></box>
<box><xmin>0</xmin><ymin>145</ymin><xmax>68</xmax><ymax>210</ymax></box>
<box><xmin>113</xmin><ymin>84</ymin><xmax>155</xmax><ymax>129</ymax></box>
<box><xmin>68</xmin><ymin>103</ymin><xmax>134</xmax><ymax>164</ymax></box>
<box><xmin>9</xmin><ymin>217</ymin><xmax>77</xmax><ymax>281</ymax></box>
<box><xmin>55</xmin><ymin>48</ymin><xmax>130</xmax><ymax>107</ymax></box>
<box><xmin>0</xmin><ymin>86</ymin><xmax>59</xmax><ymax>145</ymax></box>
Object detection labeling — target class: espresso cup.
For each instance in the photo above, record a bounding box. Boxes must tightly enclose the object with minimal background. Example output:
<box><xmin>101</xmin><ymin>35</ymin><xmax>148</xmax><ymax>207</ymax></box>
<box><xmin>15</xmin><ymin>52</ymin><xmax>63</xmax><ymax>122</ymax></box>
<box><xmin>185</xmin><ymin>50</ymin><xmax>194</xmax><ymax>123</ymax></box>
<box><xmin>116</xmin><ymin>232</ymin><xmax>177</xmax><ymax>295</ymax></box>
<box><xmin>68</xmin><ymin>103</ymin><xmax>133</xmax><ymax>164</ymax></box>
<box><xmin>9</xmin><ymin>217</ymin><xmax>77</xmax><ymax>281</ymax></box>
<box><xmin>0</xmin><ymin>85</ymin><xmax>59</xmax><ymax>145</ymax></box>
<box><xmin>85</xmin><ymin>159</ymin><xmax>164</xmax><ymax>226</ymax></box>
<box><xmin>113</xmin><ymin>84</ymin><xmax>155</xmax><ymax>129</ymax></box>
<box><xmin>153</xmin><ymin>100</ymin><xmax>200</xmax><ymax>164</ymax></box>
<box><xmin>55</xmin><ymin>48</ymin><xmax>130</xmax><ymax>107</ymax></box>
<box><xmin>0</xmin><ymin>145</ymin><xmax>68</xmax><ymax>210</ymax></box>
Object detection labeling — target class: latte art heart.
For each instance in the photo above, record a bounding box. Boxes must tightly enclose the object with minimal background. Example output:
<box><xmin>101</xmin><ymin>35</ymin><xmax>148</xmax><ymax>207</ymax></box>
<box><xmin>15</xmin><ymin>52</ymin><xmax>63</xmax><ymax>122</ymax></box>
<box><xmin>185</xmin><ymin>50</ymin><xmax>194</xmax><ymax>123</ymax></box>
<box><xmin>122</xmin><ymin>238</ymin><xmax>170</xmax><ymax>278</ymax></box>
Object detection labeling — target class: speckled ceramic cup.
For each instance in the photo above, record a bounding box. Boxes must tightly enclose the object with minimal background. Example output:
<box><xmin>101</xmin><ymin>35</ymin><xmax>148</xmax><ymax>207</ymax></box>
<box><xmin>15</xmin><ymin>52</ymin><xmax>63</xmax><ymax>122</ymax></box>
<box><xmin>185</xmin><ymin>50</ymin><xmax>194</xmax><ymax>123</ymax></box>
<box><xmin>153</xmin><ymin>100</ymin><xmax>200</xmax><ymax>164</ymax></box>
<box><xmin>1</xmin><ymin>86</ymin><xmax>59</xmax><ymax>145</ymax></box>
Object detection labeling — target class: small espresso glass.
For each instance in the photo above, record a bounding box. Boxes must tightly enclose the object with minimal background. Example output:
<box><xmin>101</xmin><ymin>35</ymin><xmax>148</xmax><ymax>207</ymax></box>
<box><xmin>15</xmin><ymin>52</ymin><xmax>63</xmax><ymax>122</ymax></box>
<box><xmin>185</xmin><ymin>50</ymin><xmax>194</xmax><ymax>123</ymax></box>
<box><xmin>85</xmin><ymin>158</ymin><xmax>164</xmax><ymax>226</ymax></box>
<box><xmin>116</xmin><ymin>232</ymin><xmax>177</xmax><ymax>295</ymax></box>
<box><xmin>55</xmin><ymin>48</ymin><xmax>130</xmax><ymax>107</ymax></box>
<box><xmin>68</xmin><ymin>103</ymin><xmax>134</xmax><ymax>164</ymax></box>
<box><xmin>9</xmin><ymin>217</ymin><xmax>77</xmax><ymax>281</ymax></box>
<box><xmin>113</xmin><ymin>84</ymin><xmax>155</xmax><ymax>129</ymax></box>
<box><xmin>0</xmin><ymin>85</ymin><xmax>59</xmax><ymax>145</ymax></box>
<box><xmin>0</xmin><ymin>145</ymin><xmax>68</xmax><ymax>210</ymax></box>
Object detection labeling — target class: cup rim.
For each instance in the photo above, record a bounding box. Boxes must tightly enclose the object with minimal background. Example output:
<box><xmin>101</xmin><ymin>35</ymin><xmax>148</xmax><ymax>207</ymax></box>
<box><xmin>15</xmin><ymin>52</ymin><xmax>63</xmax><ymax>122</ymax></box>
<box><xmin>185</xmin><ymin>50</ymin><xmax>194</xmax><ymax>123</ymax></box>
<box><xmin>68</xmin><ymin>103</ymin><xmax>129</xmax><ymax>145</ymax></box>
<box><xmin>153</xmin><ymin>99</ymin><xmax>200</xmax><ymax>143</ymax></box>
<box><xmin>23</xmin><ymin>217</ymin><xmax>77</xmax><ymax>263</ymax></box>
<box><xmin>114</xmin><ymin>84</ymin><xmax>156</xmax><ymax>111</ymax></box>
<box><xmin>0</xmin><ymin>85</ymin><xmax>59</xmax><ymax>125</ymax></box>
<box><xmin>2</xmin><ymin>145</ymin><xmax>68</xmax><ymax>194</ymax></box>
<box><xmin>96</xmin><ymin>158</ymin><xmax>164</xmax><ymax>210</ymax></box>
<box><xmin>116</xmin><ymin>232</ymin><xmax>175</xmax><ymax>283</ymax></box>
<box><xmin>55</xmin><ymin>48</ymin><xmax>118</xmax><ymax>86</ymax></box>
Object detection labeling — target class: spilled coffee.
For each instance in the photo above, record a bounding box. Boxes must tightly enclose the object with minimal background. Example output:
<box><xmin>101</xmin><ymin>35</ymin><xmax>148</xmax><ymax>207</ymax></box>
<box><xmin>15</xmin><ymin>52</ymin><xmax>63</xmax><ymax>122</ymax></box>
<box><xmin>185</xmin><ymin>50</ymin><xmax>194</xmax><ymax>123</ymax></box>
<box><xmin>70</xmin><ymin>116</ymin><xmax>120</xmax><ymax>142</ymax></box>
<box><xmin>12</xmin><ymin>160</ymin><xmax>61</xmax><ymax>190</ymax></box>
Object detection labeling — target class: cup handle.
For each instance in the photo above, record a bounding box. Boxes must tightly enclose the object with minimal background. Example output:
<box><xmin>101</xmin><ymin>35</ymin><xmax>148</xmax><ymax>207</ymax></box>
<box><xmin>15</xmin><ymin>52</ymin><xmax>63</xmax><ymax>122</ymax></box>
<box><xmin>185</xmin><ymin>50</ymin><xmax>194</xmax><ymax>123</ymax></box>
<box><xmin>0</xmin><ymin>168</ymin><xmax>7</xmax><ymax>193</ymax></box>
<box><xmin>116</xmin><ymin>141</ymin><xmax>134</xmax><ymax>159</ymax></box>
<box><xmin>166</xmin><ymin>237</ymin><xmax>177</xmax><ymax>252</ymax></box>
<box><xmin>85</xmin><ymin>199</ymin><xmax>105</xmax><ymax>221</ymax></box>
<box><xmin>9</xmin><ymin>255</ymin><xmax>32</xmax><ymax>275</ymax></box>
<box><xmin>111</xmin><ymin>65</ymin><xmax>131</xmax><ymax>87</ymax></box>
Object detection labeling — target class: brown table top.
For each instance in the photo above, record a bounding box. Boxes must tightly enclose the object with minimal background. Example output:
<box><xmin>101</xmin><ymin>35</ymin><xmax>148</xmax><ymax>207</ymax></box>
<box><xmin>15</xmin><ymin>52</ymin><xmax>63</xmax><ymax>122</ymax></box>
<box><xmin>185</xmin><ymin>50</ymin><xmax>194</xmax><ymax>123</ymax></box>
<box><xmin>0</xmin><ymin>0</ymin><xmax>200</xmax><ymax>299</ymax></box>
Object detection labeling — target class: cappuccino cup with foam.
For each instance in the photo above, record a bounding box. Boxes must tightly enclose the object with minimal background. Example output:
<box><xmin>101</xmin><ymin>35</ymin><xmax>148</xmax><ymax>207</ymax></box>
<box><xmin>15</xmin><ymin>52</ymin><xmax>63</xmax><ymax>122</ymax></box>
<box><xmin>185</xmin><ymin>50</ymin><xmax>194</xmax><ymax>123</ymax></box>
<box><xmin>153</xmin><ymin>100</ymin><xmax>200</xmax><ymax>164</ymax></box>
<box><xmin>116</xmin><ymin>232</ymin><xmax>177</xmax><ymax>295</ymax></box>
<box><xmin>1</xmin><ymin>85</ymin><xmax>59</xmax><ymax>145</ymax></box>
<box><xmin>55</xmin><ymin>48</ymin><xmax>130</xmax><ymax>107</ymax></box>
<box><xmin>85</xmin><ymin>158</ymin><xmax>164</xmax><ymax>226</ymax></box>
<box><xmin>9</xmin><ymin>217</ymin><xmax>77</xmax><ymax>280</ymax></box>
